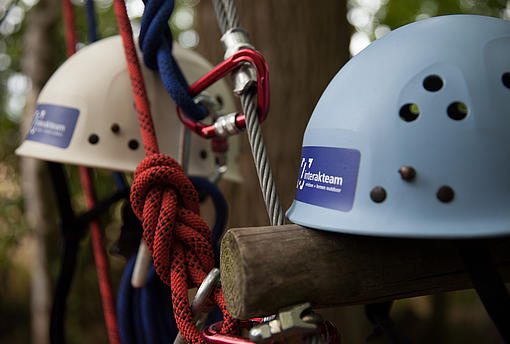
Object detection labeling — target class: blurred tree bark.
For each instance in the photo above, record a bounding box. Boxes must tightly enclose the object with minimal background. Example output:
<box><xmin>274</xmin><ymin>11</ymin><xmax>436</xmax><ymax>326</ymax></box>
<box><xmin>195</xmin><ymin>0</ymin><xmax>351</xmax><ymax>228</ymax></box>
<box><xmin>21</xmin><ymin>0</ymin><xmax>60</xmax><ymax>343</ymax></box>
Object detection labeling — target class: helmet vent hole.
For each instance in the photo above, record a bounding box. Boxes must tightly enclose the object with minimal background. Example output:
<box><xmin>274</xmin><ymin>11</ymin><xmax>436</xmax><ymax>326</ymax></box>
<box><xmin>399</xmin><ymin>103</ymin><xmax>420</xmax><ymax>122</ymax></box>
<box><xmin>111</xmin><ymin>123</ymin><xmax>120</xmax><ymax>133</ymax></box>
<box><xmin>370</xmin><ymin>186</ymin><xmax>387</xmax><ymax>203</ymax></box>
<box><xmin>200</xmin><ymin>150</ymin><xmax>208</xmax><ymax>160</ymax></box>
<box><xmin>216</xmin><ymin>95</ymin><xmax>224</xmax><ymax>107</ymax></box>
<box><xmin>88</xmin><ymin>134</ymin><xmax>99</xmax><ymax>144</ymax></box>
<box><xmin>447</xmin><ymin>102</ymin><xmax>468</xmax><ymax>120</ymax></box>
<box><xmin>423</xmin><ymin>75</ymin><xmax>443</xmax><ymax>92</ymax></box>
<box><xmin>502</xmin><ymin>73</ymin><xmax>510</xmax><ymax>89</ymax></box>
<box><xmin>128</xmin><ymin>139</ymin><xmax>139</xmax><ymax>150</ymax></box>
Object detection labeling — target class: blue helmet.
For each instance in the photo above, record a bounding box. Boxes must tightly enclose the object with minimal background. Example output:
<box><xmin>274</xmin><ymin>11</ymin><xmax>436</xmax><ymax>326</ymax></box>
<box><xmin>287</xmin><ymin>15</ymin><xmax>510</xmax><ymax>238</ymax></box>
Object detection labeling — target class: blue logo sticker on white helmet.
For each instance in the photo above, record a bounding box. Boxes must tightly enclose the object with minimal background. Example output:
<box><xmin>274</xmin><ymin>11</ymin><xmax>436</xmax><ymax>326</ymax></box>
<box><xmin>295</xmin><ymin>146</ymin><xmax>360</xmax><ymax>212</ymax></box>
<box><xmin>26</xmin><ymin>104</ymin><xmax>79</xmax><ymax>149</ymax></box>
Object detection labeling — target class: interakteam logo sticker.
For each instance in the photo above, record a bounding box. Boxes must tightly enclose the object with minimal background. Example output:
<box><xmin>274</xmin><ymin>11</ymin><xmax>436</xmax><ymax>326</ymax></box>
<box><xmin>295</xmin><ymin>146</ymin><xmax>361</xmax><ymax>212</ymax></box>
<box><xmin>26</xmin><ymin>104</ymin><xmax>79</xmax><ymax>149</ymax></box>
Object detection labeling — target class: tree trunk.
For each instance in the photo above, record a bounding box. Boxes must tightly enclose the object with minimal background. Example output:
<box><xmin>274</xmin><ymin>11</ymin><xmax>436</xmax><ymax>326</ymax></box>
<box><xmin>195</xmin><ymin>0</ymin><xmax>351</xmax><ymax>228</ymax></box>
<box><xmin>21</xmin><ymin>0</ymin><xmax>60</xmax><ymax>343</ymax></box>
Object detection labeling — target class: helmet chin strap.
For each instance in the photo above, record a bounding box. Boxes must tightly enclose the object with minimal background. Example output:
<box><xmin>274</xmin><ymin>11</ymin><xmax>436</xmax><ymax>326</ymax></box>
<box><xmin>457</xmin><ymin>240</ymin><xmax>510</xmax><ymax>342</ymax></box>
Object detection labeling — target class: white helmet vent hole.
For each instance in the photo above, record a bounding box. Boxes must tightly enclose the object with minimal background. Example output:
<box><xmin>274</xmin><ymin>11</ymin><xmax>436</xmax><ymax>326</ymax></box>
<box><xmin>423</xmin><ymin>75</ymin><xmax>443</xmax><ymax>92</ymax></box>
<box><xmin>447</xmin><ymin>102</ymin><xmax>468</xmax><ymax>121</ymax></box>
<box><xmin>399</xmin><ymin>103</ymin><xmax>420</xmax><ymax>122</ymax></box>
<box><xmin>111</xmin><ymin>123</ymin><xmax>120</xmax><ymax>133</ymax></box>
<box><xmin>128</xmin><ymin>139</ymin><xmax>139</xmax><ymax>150</ymax></box>
<box><xmin>216</xmin><ymin>95</ymin><xmax>224</xmax><ymax>108</ymax></box>
<box><xmin>502</xmin><ymin>73</ymin><xmax>510</xmax><ymax>89</ymax></box>
<box><xmin>88</xmin><ymin>134</ymin><xmax>99</xmax><ymax>144</ymax></box>
<box><xmin>200</xmin><ymin>150</ymin><xmax>208</xmax><ymax>160</ymax></box>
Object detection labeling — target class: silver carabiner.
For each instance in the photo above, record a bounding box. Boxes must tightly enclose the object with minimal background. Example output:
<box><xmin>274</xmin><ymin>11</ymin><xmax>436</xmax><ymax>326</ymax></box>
<box><xmin>174</xmin><ymin>268</ymin><xmax>221</xmax><ymax>344</ymax></box>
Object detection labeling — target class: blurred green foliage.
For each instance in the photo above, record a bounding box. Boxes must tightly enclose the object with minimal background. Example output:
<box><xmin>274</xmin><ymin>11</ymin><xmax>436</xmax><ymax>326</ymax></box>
<box><xmin>378</xmin><ymin>0</ymin><xmax>508</xmax><ymax>30</ymax></box>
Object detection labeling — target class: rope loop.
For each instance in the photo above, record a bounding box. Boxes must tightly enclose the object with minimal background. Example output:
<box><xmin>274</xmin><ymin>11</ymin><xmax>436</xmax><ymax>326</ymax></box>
<box><xmin>139</xmin><ymin>0</ymin><xmax>208</xmax><ymax>121</ymax></box>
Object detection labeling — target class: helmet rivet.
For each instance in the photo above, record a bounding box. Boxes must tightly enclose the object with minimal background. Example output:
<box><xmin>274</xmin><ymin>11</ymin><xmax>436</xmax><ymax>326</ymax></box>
<box><xmin>437</xmin><ymin>186</ymin><xmax>454</xmax><ymax>203</ymax></box>
<box><xmin>370</xmin><ymin>186</ymin><xmax>387</xmax><ymax>203</ymax></box>
<box><xmin>111</xmin><ymin>123</ymin><xmax>120</xmax><ymax>133</ymax></box>
<box><xmin>128</xmin><ymin>139</ymin><xmax>139</xmax><ymax>150</ymax></box>
<box><xmin>399</xmin><ymin>166</ymin><xmax>416</xmax><ymax>181</ymax></box>
<box><xmin>88</xmin><ymin>134</ymin><xmax>99</xmax><ymax>144</ymax></box>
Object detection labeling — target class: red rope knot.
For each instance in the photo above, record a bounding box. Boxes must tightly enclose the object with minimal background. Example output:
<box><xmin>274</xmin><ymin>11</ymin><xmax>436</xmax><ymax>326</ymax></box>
<box><xmin>130</xmin><ymin>154</ymin><xmax>239</xmax><ymax>342</ymax></box>
<box><xmin>130</xmin><ymin>153</ymin><xmax>215</xmax><ymax>284</ymax></box>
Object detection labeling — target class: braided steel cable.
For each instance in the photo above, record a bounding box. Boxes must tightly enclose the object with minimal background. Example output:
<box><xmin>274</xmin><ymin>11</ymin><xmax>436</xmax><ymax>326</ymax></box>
<box><xmin>212</xmin><ymin>0</ymin><xmax>285</xmax><ymax>226</ymax></box>
<box><xmin>211</xmin><ymin>2</ymin><xmax>329</xmax><ymax>344</ymax></box>
<box><xmin>240</xmin><ymin>92</ymin><xmax>285</xmax><ymax>225</ymax></box>
<box><xmin>212</xmin><ymin>0</ymin><xmax>238</xmax><ymax>35</ymax></box>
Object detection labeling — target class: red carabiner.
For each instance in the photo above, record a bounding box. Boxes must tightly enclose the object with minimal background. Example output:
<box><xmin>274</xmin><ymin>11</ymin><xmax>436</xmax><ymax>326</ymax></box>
<box><xmin>202</xmin><ymin>321</ymin><xmax>258</xmax><ymax>344</ymax></box>
<box><xmin>202</xmin><ymin>319</ymin><xmax>341</xmax><ymax>344</ymax></box>
<box><xmin>177</xmin><ymin>49</ymin><xmax>269</xmax><ymax>139</ymax></box>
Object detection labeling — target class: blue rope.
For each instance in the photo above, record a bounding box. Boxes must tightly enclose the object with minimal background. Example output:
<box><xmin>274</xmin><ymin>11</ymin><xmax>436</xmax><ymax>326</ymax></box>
<box><xmin>189</xmin><ymin>176</ymin><xmax>228</xmax><ymax>268</ymax></box>
<box><xmin>139</xmin><ymin>0</ymin><xmax>208</xmax><ymax>121</ymax></box>
<box><xmin>113</xmin><ymin>172</ymin><xmax>129</xmax><ymax>192</ymax></box>
<box><xmin>85</xmin><ymin>0</ymin><xmax>98</xmax><ymax>43</ymax></box>
<box><xmin>117</xmin><ymin>257</ymin><xmax>137</xmax><ymax>344</ymax></box>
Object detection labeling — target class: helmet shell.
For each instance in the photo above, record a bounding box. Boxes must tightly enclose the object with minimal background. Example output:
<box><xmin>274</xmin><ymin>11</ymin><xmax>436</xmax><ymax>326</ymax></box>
<box><xmin>287</xmin><ymin>15</ymin><xmax>510</xmax><ymax>238</ymax></box>
<box><xmin>16</xmin><ymin>35</ymin><xmax>241</xmax><ymax>182</ymax></box>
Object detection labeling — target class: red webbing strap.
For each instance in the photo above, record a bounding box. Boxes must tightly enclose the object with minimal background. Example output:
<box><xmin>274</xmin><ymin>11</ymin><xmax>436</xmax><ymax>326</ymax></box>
<box><xmin>61</xmin><ymin>1</ymin><xmax>121</xmax><ymax>343</ymax></box>
<box><xmin>112</xmin><ymin>1</ymin><xmax>239</xmax><ymax>342</ymax></box>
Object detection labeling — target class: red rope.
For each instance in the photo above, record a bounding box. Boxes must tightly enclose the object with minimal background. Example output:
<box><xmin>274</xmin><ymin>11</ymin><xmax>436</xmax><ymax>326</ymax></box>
<box><xmin>62</xmin><ymin>0</ymin><xmax>77</xmax><ymax>58</ymax></box>
<box><xmin>61</xmin><ymin>1</ymin><xmax>121</xmax><ymax>343</ymax></box>
<box><xmin>79</xmin><ymin>167</ymin><xmax>121</xmax><ymax>344</ymax></box>
<box><xmin>112</xmin><ymin>1</ymin><xmax>239</xmax><ymax>342</ymax></box>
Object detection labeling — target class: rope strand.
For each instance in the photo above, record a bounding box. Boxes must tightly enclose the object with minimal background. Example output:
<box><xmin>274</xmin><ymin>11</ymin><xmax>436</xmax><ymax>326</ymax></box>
<box><xmin>61</xmin><ymin>2</ymin><xmax>121</xmax><ymax>342</ymax></box>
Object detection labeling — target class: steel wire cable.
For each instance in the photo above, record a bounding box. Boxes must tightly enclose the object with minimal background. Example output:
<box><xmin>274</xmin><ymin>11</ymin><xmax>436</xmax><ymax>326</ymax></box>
<box><xmin>212</xmin><ymin>0</ymin><xmax>285</xmax><ymax>226</ymax></box>
<box><xmin>211</xmin><ymin>2</ymin><xmax>328</xmax><ymax>343</ymax></box>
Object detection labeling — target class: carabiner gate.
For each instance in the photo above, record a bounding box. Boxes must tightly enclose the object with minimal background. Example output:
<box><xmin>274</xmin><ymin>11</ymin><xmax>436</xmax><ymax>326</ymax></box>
<box><xmin>177</xmin><ymin>49</ymin><xmax>269</xmax><ymax>139</ymax></box>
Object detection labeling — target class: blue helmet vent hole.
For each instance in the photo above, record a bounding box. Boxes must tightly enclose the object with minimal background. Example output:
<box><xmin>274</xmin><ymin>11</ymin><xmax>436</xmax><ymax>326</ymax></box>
<box><xmin>399</xmin><ymin>103</ymin><xmax>420</xmax><ymax>122</ymax></box>
<box><xmin>447</xmin><ymin>102</ymin><xmax>468</xmax><ymax>121</ymax></box>
<box><xmin>423</xmin><ymin>75</ymin><xmax>443</xmax><ymax>92</ymax></box>
<box><xmin>502</xmin><ymin>73</ymin><xmax>510</xmax><ymax>89</ymax></box>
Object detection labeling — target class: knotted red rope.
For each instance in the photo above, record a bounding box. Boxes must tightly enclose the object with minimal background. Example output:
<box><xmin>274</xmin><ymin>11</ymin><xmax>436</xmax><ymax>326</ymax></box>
<box><xmin>112</xmin><ymin>0</ymin><xmax>239</xmax><ymax>342</ymax></box>
<box><xmin>61</xmin><ymin>1</ymin><xmax>121</xmax><ymax>343</ymax></box>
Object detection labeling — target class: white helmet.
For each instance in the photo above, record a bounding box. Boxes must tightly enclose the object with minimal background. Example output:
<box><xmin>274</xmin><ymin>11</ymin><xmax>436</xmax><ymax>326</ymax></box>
<box><xmin>16</xmin><ymin>35</ymin><xmax>241</xmax><ymax>181</ymax></box>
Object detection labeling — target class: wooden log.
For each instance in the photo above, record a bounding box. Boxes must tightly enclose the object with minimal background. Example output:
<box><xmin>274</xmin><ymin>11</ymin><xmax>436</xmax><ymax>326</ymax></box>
<box><xmin>220</xmin><ymin>224</ymin><xmax>510</xmax><ymax>319</ymax></box>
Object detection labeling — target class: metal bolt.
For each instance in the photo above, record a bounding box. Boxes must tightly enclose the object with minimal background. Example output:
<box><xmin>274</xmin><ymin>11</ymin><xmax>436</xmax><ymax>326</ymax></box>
<box><xmin>399</xmin><ymin>166</ymin><xmax>416</xmax><ymax>181</ymax></box>
<box><xmin>370</xmin><ymin>186</ymin><xmax>387</xmax><ymax>203</ymax></box>
<box><xmin>111</xmin><ymin>123</ymin><xmax>120</xmax><ymax>133</ymax></box>
<box><xmin>437</xmin><ymin>186</ymin><xmax>454</xmax><ymax>203</ymax></box>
